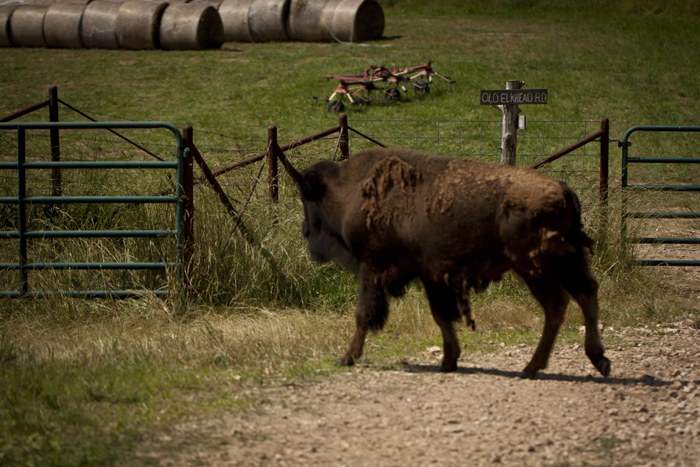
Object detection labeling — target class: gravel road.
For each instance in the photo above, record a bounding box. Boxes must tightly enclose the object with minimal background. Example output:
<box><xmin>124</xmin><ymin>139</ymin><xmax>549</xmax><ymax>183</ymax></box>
<box><xmin>163</xmin><ymin>321</ymin><xmax>700</xmax><ymax>467</ymax></box>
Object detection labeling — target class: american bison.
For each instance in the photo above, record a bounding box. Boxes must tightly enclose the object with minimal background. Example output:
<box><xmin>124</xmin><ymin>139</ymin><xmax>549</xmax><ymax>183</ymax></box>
<box><xmin>280</xmin><ymin>147</ymin><xmax>610</xmax><ymax>379</ymax></box>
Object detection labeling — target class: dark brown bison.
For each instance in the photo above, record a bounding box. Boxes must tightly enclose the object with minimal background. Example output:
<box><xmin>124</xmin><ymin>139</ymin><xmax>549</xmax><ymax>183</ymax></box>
<box><xmin>280</xmin><ymin>147</ymin><xmax>610</xmax><ymax>379</ymax></box>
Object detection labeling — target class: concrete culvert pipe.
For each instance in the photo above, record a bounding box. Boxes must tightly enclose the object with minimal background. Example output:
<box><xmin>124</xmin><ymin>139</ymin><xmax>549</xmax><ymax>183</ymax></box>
<box><xmin>320</xmin><ymin>0</ymin><xmax>383</xmax><ymax>43</ymax></box>
<box><xmin>286</xmin><ymin>0</ymin><xmax>326</xmax><ymax>42</ymax></box>
<box><xmin>159</xmin><ymin>3</ymin><xmax>223</xmax><ymax>50</ymax></box>
<box><xmin>81</xmin><ymin>0</ymin><xmax>121</xmax><ymax>49</ymax></box>
<box><xmin>0</xmin><ymin>4</ymin><xmax>20</xmax><ymax>47</ymax></box>
<box><xmin>9</xmin><ymin>4</ymin><xmax>48</xmax><ymax>47</ymax></box>
<box><xmin>218</xmin><ymin>0</ymin><xmax>252</xmax><ymax>42</ymax></box>
<box><xmin>44</xmin><ymin>2</ymin><xmax>86</xmax><ymax>48</ymax></box>
<box><xmin>248</xmin><ymin>0</ymin><xmax>289</xmax><ymax>42</ymax></box>
<box><xmin>116</xmin><ymin>0</ymin><xmax>167</xmax><ymax>50</ymax></box>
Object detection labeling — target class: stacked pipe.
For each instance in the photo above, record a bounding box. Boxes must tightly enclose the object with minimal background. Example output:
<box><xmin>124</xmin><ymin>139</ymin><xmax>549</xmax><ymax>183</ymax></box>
<box><xmin>0</xmin><ymin>0</ymin><xmax>383</xmax><ymax>48</ymax></box>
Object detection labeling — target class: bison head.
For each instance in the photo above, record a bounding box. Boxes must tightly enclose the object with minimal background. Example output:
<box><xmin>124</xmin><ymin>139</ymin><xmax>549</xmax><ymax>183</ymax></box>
<box><xmin>279</xmin><ymin>153</ymin><xmax>360</xmax><ymax>272</ymax></box>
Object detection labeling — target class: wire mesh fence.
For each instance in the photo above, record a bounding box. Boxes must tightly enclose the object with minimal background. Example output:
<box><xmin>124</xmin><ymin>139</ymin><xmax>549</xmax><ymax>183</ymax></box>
<box><xmin>0</xmin><ymin>116</ymin><xmax>608</xmax><ymax>228</ymax></box>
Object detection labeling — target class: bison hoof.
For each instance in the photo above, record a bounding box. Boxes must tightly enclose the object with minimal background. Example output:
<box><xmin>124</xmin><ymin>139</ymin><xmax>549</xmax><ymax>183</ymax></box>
<box><xmin>519</xmin><ymin>367</ymin><xmax>538</xmax><ymax>379</ymax></box>
<box><xmin>595</xmin><ymin>356</ymin><xmax>611</xmax><ymax>377</ymax></box>
<box><xmin>440</xmin><ymin>361</ymin><xmax>458</xmax><ymax>373</ymax></box>
<box><xmin>335</xmin><ymin>356</ymin><xmax>356</xmax><ymax>367</ymax></box>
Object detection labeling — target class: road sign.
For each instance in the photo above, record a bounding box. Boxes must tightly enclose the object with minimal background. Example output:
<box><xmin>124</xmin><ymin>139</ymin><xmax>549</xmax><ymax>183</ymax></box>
<box><xmin>480</xmin><ymin>89</ymin><xmax>548</xmax><ymax>105</ymax></box>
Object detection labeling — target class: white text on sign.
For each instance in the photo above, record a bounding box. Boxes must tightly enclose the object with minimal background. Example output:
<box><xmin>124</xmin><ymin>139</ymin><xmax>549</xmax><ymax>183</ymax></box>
<box><xmin>480</xmin><ymin>89</ymin><xmax>548</xmax><ymax>105</ymax></box>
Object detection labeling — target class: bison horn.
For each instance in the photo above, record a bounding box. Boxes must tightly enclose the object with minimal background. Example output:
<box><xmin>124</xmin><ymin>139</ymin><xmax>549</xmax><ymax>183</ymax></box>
<box><xmin>276</xmin><ymin>146</ymin><xmax>304</xmax><ymax>187</ymax></box>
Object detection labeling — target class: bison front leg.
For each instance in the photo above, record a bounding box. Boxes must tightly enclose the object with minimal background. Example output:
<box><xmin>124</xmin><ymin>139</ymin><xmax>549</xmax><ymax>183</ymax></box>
<box><xmin>337</xmin><ymin>266</ymin><xmax>388</xmax><ymax>367</ymax></box>
<box><xmin>423</xmin><ymin>281</ymin><xmax>462</xmax><ymax>372</ymax></box>
<box><xmin>338</xmin><ymin>319</ymin><xmax>367</xmax><ymax>367</ymax></box>
<box><xmin>521</xmin><ymin>276</ymin><xmax>569</xmax><ymax>379</ymax></box>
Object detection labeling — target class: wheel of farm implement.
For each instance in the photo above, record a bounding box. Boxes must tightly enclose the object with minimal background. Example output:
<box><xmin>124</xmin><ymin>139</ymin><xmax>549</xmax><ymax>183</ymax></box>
<box><xmin>384</xmin><ymin>88</ymin><xmax>400</xmax><ymax>101</ymax></box>
<box><xmin>328</xmin><ymin>100</ymin><xmax>345</xmax><ymax>113</ymax></box>
<box><xmin>353</xmin><ymin>96</ymin><xmax>371</xmax><ymax>106</ymax></box>
<box><xmin>413</xmin><ymin>81</ymin><xmax>430</xmax><ymax>94</ymax></box>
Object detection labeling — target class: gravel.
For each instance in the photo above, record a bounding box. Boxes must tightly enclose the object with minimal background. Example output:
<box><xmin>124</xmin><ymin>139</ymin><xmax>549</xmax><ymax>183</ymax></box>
<box><xmin>161</xmin><ymin>322</ymin><xmax>700</xmax><ymax>467</ymax></box>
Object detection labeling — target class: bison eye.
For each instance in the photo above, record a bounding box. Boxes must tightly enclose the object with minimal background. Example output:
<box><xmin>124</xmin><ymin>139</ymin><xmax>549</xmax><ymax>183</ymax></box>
<box><xmin>302</xmin><ymin>221</ymin><xmax>310</xmax><ymax>238</ymax></box>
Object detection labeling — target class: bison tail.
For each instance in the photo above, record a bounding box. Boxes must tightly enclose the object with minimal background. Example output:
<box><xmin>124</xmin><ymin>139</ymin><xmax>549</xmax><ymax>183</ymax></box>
<box><xmin>561</xmin><ymin>183</ymin><xmax>595</xmax><ymax>253</ymax></box>
<box><xmin>359</xmin><ymin>270</ymin><xmax>391</xmax><ymax>332</ymax></box>
<box><xmin>365</xmin><ymin>293</ymin><xmax>389</xmax><ymax>332</ymax></box>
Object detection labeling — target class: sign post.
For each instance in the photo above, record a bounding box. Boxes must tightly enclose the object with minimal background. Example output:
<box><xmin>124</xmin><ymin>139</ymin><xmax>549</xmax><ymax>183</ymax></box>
<box><xmin>480</xmin><ymin>81</ymin><xmax>548</xmax><ymax>165</ymax></box>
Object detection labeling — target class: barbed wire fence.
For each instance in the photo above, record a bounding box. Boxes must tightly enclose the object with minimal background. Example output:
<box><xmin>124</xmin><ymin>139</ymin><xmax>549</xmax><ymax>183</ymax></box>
<box><xmin>1</xmin><ymin>100</ymin><xmax>614</xmax><ymax>294</ymax></box>
<box><xmin>1</xmin><ymin>110</ymin><xmax>608</xmax><ymax>219</ymax></box>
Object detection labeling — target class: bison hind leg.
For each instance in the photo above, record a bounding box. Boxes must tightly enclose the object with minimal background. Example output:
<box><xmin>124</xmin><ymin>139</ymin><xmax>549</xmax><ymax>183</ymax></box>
<box><xmin>457</xmin><ymin>294</ymin><xmax>475</xmax><ymax>331</ymax></box>
<box><xmin>591</xmin><ymin>352</ymin><xmax>611</xmax><ymax>377</ymax></box>
<box><xmin>558</xmin><ymin>253</ymin><xmax>610</xmax><ymax>377</ymax></box>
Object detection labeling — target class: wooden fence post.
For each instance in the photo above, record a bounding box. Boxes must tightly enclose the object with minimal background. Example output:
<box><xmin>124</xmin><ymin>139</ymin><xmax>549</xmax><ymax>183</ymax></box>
<box><xmin>499</xmin><ymin>80</ymin><xmax>523</xmax><ymax>166</ymax></box>
<box><xmin>48</xmin><ymin>85</ymin><xmax>61</xmax><ymax>196</ymax></box>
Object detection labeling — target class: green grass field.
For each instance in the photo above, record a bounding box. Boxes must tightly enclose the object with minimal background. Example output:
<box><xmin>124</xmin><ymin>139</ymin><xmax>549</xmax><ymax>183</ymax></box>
<box><xmin>1</xmin><ymin>2</ymin><xmax>700</xmax><ymax>465</ymax></box>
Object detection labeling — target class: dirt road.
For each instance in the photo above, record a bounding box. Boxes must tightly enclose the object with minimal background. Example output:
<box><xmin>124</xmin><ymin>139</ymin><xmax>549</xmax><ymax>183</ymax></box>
<box><xmin>167</xmin><ymin>322</ymin><xmax>699</xmax><ymax>467</ymax></box>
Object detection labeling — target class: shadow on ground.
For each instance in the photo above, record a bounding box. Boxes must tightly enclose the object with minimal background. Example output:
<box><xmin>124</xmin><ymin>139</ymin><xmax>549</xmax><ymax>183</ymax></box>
<box><xmin>400</xmin><ymin>361</ymin><xmax>693</xmax><ymax>388</ymax></box>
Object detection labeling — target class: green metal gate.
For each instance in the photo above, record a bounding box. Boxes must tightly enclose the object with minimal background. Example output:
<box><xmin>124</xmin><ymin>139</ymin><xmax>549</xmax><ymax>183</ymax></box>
<box><xmin>621</xmin><ymin>125</ymin><xmax>700</xmax><ymax>266</ymax></box>
<box><xmin>0</xmin><ymin>121</ymin><xmax>188</xmax><ymax>297</ymax></box>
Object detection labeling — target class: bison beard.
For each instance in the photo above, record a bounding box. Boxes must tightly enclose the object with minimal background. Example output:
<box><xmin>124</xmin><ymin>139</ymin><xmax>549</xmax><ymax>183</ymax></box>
<box><xmin>284</xmin><ymin>148</ymin><xmax>610</xmax><ymax>379</ymax></box>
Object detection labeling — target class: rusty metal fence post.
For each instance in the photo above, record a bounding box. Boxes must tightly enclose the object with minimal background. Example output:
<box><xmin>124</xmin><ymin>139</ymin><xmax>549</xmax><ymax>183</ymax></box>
<box><xmin>599</xmin><ymin>117</ymin><xmax>609</xmax><ymax>207</ymax></box>
<box><xmin>181</xmin><ymin>126</ymin><xmax>195</xmax><ymax>285</ymax></box>
<box><xmin>338</xmin><ymin>113</ymin><xmax>349</xmax><ymax>161</ymax></box>
<box><xmin>525</xmin><ymin>117</ymin><xmax>611</xmax><ymax>242</ymax></box>
<box><xmin>0</xmin><ymin>86</ymin><xmax>61</xmax><ymax>198</ymax></box>
<box><xmin>598</xmin><ymin>117</ymin><xmax>610</xmax><ymax>248</ymax></box>
<box><xmin>182</xmin><ymin>124</ymin><xmax>254</xmax><ymax>244</ymax></box>
<box><xmin>267</xmin><ymin>125</ymin><xmax>279</xmax><ymax>203</ymax></box>
<box><xmin>48</xmin><ymin>85</ymin><xmax>61</xmax><ymax>197</ymax></box>
<box><xmin>599</xmin><ymin>118</ymin><xmax>610</xmax><ymax>239</ymax></box>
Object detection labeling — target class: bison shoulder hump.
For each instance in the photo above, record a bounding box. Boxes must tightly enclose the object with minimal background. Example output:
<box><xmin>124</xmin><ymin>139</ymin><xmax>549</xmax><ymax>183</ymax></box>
<box><xmin>360</xmin><ymin>156</ymin><xmax>421</xmax><ymax>228</ymax></box>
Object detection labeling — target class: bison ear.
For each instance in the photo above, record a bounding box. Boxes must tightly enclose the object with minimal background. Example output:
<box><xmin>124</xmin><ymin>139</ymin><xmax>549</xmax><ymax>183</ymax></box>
<box><xmin>301</xmin><ymin>169</ymin><xmax>326</xmax><ymax>200</ymax></box>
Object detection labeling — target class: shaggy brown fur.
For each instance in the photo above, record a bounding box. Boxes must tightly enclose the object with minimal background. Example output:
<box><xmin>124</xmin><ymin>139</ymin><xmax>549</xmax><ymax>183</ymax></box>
<box><xmin>284</xmin><ymin>148</ymin><xmax>609</xmax><ymax>379</ymax></box>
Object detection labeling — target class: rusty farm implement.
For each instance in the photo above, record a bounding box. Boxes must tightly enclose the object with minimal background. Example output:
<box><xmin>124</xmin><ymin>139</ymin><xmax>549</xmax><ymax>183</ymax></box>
<box><xmin>323</xmin><ymin>61</ymin><xmax>455</xmax><ymax>112</ymax></box>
